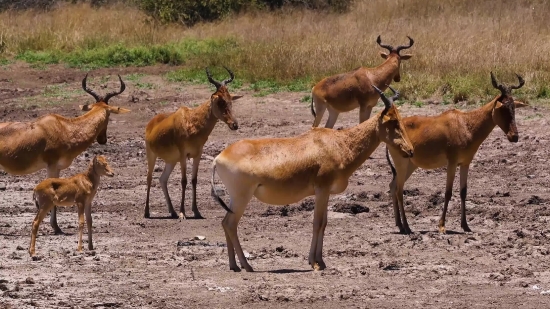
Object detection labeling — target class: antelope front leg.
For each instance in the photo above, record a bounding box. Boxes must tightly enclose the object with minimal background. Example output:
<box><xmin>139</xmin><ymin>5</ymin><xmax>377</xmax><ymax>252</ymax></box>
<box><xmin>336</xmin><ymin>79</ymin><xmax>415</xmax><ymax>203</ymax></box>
<box><xmin>389</xmin><ymin>176</ymin><xmax>404</xmax><ymax>232</ymax></box>
<box><xmin>359</xmin><ymin>104</ymin><xmax>373</xmax><ymax>123</ymax></box>
<box><xmin>76</xmin><ymin>204</ymin><xmax>85</xmax><ymax>252</ymax></box>
<box><xmin>85</xmin><ymin>203</ymin><xmax>94</xmax><ymax>250</ymax></box>
<box><xmin>144</xmin><ymin>150</ymin><xmax>156</xmax><ymax>218</ymax></box>
<box><xmin>47</xmin><ymin>167</ymin><xmax>63</xmax><ymax>234</ymax></box>
<box><xmin>309</xmin><ymin>188</ymin><xmax>330</xmax><ymax>270</ymax></box>
<box><xmin>178</xmin><ymin>158</ymin><xmax>188</xmax><ymax>220</ymax></box>
<box><xmin>190</xmin><ymin>155</ymin><xmax>204</xmax><ymax>219</ymax></box>
<box><xmin>324</xmin><ymin>107</ymin><xmax>340</xmax><ymax>129</ymax></box>
<box><xmin>438</xmin><ymin>163</ymin><xmax>457</xmax><ymax>234</ymax></box>
<box><xmin>459</xmin><ymin>164</ymin><xmax>472</xmax><ymax>232</ymax></box>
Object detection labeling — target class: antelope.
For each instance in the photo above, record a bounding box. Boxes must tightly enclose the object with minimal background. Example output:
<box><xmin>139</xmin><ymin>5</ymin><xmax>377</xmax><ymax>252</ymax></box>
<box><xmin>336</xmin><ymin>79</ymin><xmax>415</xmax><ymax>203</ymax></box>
<box><xmin>386</xmin><ymin>72</ymin><xmax>527</xmax><ymax>235</ymax></box>
<box><xmin>29</xmin><ymin>155</ymin><xmax>114</xmax><ymax>257</ymax></box>
<box><xmin>211</xmin><ymin>86</ymin><xmax>414</xmax><ymax>272</ymax></box>
<box><xmin>144</xmin><ymin>67</ymin><xmax>242</xmax><ymax>219</ymax></box>
<box><xmin>310</xmin><ymin>35</ymin><xmax>414</xmax><ymax>128</ymax></box>
<box><xmin>0</xmin><ymin>74</ymin><xmax>129</xmax><ymax>234</ymax></box>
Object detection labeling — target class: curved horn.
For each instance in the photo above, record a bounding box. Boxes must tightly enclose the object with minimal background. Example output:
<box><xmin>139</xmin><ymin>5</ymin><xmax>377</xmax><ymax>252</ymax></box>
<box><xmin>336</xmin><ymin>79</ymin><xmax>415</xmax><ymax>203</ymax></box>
<box><xmin>395</xmin><ymin>36</ymin><xmax>414</xmax><ymax>54</ymax></box>
<box><xmin>103</xmin><ymin>75</ymin><xmax>126</xmax><ymax>104</ymax></box>
<box><xmin>386</xmin><ymin>84</ymin><xmax>400</xmax><ymax>102</ymax></box>
<box><xmin>490</xmin><ymin>71</ymin><xmax>507</xmax><ymax>95</ymax></box>
<box><xmin>373</xmin><ymin>85</ymin><xmax>392</xmax><ymax>110</ymax></box>
<box><xmin>376</xmin><ymin>35</ymin><xmax>393</xmax><ymax>53</ymax></box>
<box><xmin>221</xmin><ymin>66</ymin><xmax>235</xmax><ymax>86</ymax></box>
<box><xmin>206</xmin><ymin>67</ymin><xmax>222</xmax><ymax>89</ymax></box>
<box><xmin>82</xmin><ymin>73</ymin><xmax>101</xmax><ymax>102</ymax></box>
<box><xmin>510</xmin><ymin>73</ymin><xmax>525</xmax><ymax>90</ymax></box>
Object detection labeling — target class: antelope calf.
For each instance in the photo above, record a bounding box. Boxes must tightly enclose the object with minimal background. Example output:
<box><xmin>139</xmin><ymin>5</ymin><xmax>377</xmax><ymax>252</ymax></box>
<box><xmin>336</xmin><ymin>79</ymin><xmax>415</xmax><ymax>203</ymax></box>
<box><xmin>29</xmin><ymin>155</ymin><xmax>114</xmax><ymax>257</ymax></box>
<box><xmin>0</xmin><ymin>74</ymin><xmax>129</xmax><ymax>234</ymax></box>
<box><xmin>211</xmin><ymin>86</ymin><xmax>413</xmax><ymax>272</ymax></box>
<box><xmin>311</xmin><ymin>35</ymin><xmax>414</xmax><ymax>128</ymax></box>
<box><xmin>144</xmin><ymin>67</ymin><xmax>243</xmax><ymax>219</ymax></box>
<box><xmin>386</xmin><ymin>72</ymin><xmax>527</xmax><ymax>234</ymax></box>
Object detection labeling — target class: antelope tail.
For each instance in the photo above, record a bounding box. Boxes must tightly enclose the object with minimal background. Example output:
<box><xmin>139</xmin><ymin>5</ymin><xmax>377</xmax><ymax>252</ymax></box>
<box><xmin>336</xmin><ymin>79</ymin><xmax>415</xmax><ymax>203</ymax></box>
<box><xmin>33</xmin><ymin>191</ymin><xmax>39</xmax><ymax>210</ymax></box>
<box><xmin>386</xmin><ymin>146</ymin><xmax>397</xmax><ymax>180</ymax></box>
<box><xmin>211</xmin><ymin>164</ymin><xmax>233</xmax><ymax>213</ymax></box>
<box><xmin>310</xmin><ymin>95</ymin><xmax>316</xmax><ymax>118</ymax></box>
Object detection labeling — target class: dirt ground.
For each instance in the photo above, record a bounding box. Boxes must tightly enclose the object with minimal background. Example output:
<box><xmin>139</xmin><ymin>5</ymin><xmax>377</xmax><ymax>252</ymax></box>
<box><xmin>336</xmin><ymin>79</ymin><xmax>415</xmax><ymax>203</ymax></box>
<box><xmin>1</xmin><ymin>63</ymin><xmax>549</xmax><ymax>309</ymax></box>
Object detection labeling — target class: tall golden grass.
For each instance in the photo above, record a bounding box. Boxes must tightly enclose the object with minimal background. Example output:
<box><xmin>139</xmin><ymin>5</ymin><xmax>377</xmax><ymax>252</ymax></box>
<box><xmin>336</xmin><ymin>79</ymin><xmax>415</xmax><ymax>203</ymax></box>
<box><xmin>1</xmin><ymin>0</ymin><xmax>549</xmax><ymax>101</ymax></box>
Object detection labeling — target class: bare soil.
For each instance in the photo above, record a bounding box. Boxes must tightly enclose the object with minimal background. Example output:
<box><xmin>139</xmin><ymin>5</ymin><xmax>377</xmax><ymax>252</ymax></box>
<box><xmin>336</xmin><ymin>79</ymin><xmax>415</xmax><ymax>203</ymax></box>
<box><xmin>1</xmin><ymin>63</ymin><xmax>550</xmax><ymax>308</ymax></box>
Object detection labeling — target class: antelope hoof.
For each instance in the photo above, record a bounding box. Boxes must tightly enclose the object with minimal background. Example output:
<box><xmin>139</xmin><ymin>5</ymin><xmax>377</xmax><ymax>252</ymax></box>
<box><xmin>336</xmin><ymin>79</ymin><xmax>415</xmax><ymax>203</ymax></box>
<box><xmin>244</xmin><ymin>265</ymin><xmax>254</xmax><ymax>272</ymax></box>
<box><xmin>53</xmin><ymin>228</ymin><xmax>64</xmax><ymax>235</ymax></box>
<box><xmin>77</xmin><ymin>247</ymin><xmax>83</xmax><ymax>252</ymax></box>
<box><xmin>28</xmin><ymin>248</ymin><xmax>35</xmax><ymax>257</ymax></box>
<box><xmin>462</xmin><ymin>224</ymin><xmax>472</xmax><ymax>233</ymax></box>
<box><xmin>88</xmin><ymin>243</ymin><xmax>94</xmax><ymax>250</ymax></box>
<box><xmin>144</xmin><ymin>212</ymin><xmax>150</xmax><ymax>219</ymax></box>
<box><xmin>439</xmin><ymin>226</ymin><xmax>447</xmax><ymax>234</ymax></box>
<box><xmin>193</xmin><ymin>212</ymin><xmax>205</xmax><ymax>219</ymax></box>
<box><xmin>170</xmin><ymin>212</ymin><xmax>179</xmax><ymax>219</ymax></box>
<box><xmin>313</xmin><ymin>262</ymin><xmax>326</xmax><ymax>271</ymax></box>
<box><xmin>179</xmin><ymin>212</ymin><xmax>187</xmax><ymax>220</ymax></box>
<box><xmin>230</xmin><ymin>265</ymin><xmax>242</xmax><ymax>272</ymax></box>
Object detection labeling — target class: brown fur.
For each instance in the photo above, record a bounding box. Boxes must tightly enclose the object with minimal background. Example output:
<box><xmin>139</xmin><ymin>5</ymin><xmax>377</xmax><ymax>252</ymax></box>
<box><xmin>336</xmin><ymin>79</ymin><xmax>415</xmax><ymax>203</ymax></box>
<box><xmin>29</xmin><ymin>155</ymin><xmax>115</xmax><ymax>257</ymax></box>
<box><xmin>211</xmin><ymin>88</ymin><xmax>413</xmax><ymax>272</ymax></box>
<box><xmin>144</xmin><ymin>67</ymin><xmax>243</xmax><ymax>219</ymax></box>
<box><xmin>386</xmin><ymin>73</ymin><xmax>527</xmax><ymax>234</ymax></box>
<box><xmin>311</xmin><ymin>35</ymin><xmax>414</xmax><ymax>128</ymax></box>
<box><xmin>0</xmin><ymin>76</ymin><xmax>129</xmax><ymax>234</ymax></box>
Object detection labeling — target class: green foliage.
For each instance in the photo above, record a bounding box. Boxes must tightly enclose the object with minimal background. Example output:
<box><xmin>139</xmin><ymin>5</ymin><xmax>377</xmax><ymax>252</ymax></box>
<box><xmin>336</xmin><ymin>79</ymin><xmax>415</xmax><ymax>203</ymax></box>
<box><xmin>300</xmin><ymin>94</ymin><xmax>312</xmax><ymax>103</ymax></box>
<box><xmin>537</xmin><ymin>86</ymin><xmax>550</xmax><ymax>99</ymax></box>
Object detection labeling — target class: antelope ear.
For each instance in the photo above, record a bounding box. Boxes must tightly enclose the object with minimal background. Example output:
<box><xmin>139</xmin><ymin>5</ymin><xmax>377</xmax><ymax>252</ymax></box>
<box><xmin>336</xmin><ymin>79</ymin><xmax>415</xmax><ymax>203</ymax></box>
<box><xmin>109</xmin><ymin>106</ymin><xmax>131</xmax><ymax>114</ymax></box>
<box><xmin>400</xmin><ymin>54</ymin><xmax>413</xmax><ymax>60</ymax></box>
<box><xmin>80</xmin><ymin>104</ymin><xmax>92</xmax><ymax>111</ymax></box>
<box><xmin>231</xmin><ymin>95</ymin><xmax>244</xmax><ymax>101</ymax></box>
<box><xmin>380</xmin><ymin>51</ymin><xmax>389</xmax><ymax>59</ymax></box>
<box><xmin>381</xmin><ymin>108</ymin><xmax>397</xmax><ymax>123</ymax></box>
<box><xmin>514</xmin><ymin>101</ymin><xmax>528</xmax><ymax>108</ymax></box>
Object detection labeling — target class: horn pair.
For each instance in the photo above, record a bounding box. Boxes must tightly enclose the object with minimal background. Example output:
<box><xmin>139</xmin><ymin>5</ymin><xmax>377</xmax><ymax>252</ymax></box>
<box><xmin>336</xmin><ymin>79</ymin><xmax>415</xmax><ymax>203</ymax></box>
<box><xmin>377</xmin><ymin>35</ymin><xmax>414</xmax><ymax>55</ymax></box>
<box><xmin>82</xmin><ymin>74</ymin><xmax>126</xmax><ymax>103</ymax></box>
<box><xmin>373</xmin><ymin>85</ymin><xmax>400</xmax><ymax>110</ymax></box>
<box><xmin>206</xmin><ymin>66</ymin><xmax>235</xmax><ymax>89</ymax></box>
<box><xmin>490</xmin><ymin>71</ymin><xmax>524</xmax><ymax>97</ymax></box>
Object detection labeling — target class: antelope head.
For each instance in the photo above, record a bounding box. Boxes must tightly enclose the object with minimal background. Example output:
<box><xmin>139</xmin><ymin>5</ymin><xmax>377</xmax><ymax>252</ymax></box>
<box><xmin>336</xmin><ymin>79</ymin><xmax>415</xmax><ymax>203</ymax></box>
<box><xmin>93</xmin><ymin>155</ymin><xmax>115</xmax><ymax>177</ymax></box>
<box><xmin>373</xmin><ymin>85</ymin><xmax>414</xmax><ymax>158</ymax></box>
<box><xmin>490</xmin><ymin>72</ymin><xmax>528</xmax><ymax>143</ymax></box>
<box><xmin>377</xmin><ymin>35</ymin><xmax>414</xmax><ymax>82</ymax></box>
<box><xmin>206</xmin><ymin>66</ymin><xmax>243</xmax><ymax>130</ymax></box>
<box><xmin>79</xmin><ymin>74</ymin><xmax>130</xmax><ymax>145</ymax></box>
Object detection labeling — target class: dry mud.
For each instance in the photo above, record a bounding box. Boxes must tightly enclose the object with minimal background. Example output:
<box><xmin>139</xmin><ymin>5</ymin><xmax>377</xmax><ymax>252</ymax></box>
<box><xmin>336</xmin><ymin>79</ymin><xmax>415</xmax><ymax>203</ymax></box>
<box><xmin>1</xmin><ymin>63</ymin><xmax>549</xmax><ymax>308</ymax></box>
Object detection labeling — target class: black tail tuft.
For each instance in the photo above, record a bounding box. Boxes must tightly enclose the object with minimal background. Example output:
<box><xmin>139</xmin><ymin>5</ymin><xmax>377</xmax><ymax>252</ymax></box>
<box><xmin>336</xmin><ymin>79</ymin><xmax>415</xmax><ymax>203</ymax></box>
<box><xmin>211</xmin><ymin>164</ymin><xmax>233</xmax><ymax>214</ymax></box>
<box><xmin>33</xmin><ymin>192</ymin><xmax>39</xmax><ymax>210</ymax></box>
<box><xmin>386</xmin><ymin>146</ymin><xmax>396</xmax><ymax>179</ymax></box>
<box><xmin>310</xmin><ymin>95</ymin><xmax>316</xmax><ymax>118</ymax></box>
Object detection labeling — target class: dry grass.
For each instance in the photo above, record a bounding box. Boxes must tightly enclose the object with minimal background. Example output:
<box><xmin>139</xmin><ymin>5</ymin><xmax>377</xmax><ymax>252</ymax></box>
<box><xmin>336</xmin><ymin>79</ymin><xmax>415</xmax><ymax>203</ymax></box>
<box><xmin>1</xmin><ymin>0</ymin><xmax>549</xmax><ymax>101</ymax></box>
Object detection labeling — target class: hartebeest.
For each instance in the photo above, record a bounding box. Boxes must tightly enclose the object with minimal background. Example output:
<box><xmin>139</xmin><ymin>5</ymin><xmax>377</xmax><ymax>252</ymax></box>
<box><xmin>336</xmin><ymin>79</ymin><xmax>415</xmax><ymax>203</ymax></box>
<box><xmin>0</xmin><ymin>75</ymin><xmax>129</xmax><ymax>234</ymax></box>
<box><xmin>310</xmin><ymin>35</ymin><xmax>414</xmax><ymax>128</ymax></box>
<box><xmin>211</xmin><ymin>86</ymin><xmax>414</xmax><ymax>272</ymax></box>
<box><xmin>29</xmin><ymin>155</ymin><xmax>115</xmax><ymax>257</ymax></box>
<box><xmin>386</xmin><ymin>72</ymin><xmax>527</xmax><ymax>235</ymax></box>
<box><xmin>144</xmin><ymin>67</ymin><xmax>242</xmax><ymax>219</ymax></box>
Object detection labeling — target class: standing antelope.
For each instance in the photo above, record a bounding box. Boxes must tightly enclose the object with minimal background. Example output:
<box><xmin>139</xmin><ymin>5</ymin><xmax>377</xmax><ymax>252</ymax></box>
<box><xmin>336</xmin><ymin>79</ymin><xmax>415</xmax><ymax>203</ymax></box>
<box><xmin>0</xmin><ymin>74</ymin><xmax>129</xmax><ymax>234</ymax></box>
<box><xmin>29</xmin><ymin>155</ymin><xmax>115</xmax><ymax>257</ymax></box>
<box><xmin>144</xmin><ymin>67</ymin><xmax>242</xmax><ymax>219</ymax></box>
<box><xmin>311</xmin><ymin>35</ymin><xmax>414</xmax><ymax>128</ymax></box>
<box><xmin>386</xmin><ymin>72</ymin><xmax>527</xmax><ymax>235</ymax></box>
<box><xmin>211</xmin><ymin>86</ymin><xmax>414</xmax><ymax>272</ymax></box>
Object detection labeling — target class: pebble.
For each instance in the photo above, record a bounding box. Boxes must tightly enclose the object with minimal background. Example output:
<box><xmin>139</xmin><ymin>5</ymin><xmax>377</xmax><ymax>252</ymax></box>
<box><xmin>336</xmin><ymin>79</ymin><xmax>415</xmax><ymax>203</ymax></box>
<box><xmin>25</xmin><ymin>277</ymin><xmax>35</xmax><ymax>284</ymax></box>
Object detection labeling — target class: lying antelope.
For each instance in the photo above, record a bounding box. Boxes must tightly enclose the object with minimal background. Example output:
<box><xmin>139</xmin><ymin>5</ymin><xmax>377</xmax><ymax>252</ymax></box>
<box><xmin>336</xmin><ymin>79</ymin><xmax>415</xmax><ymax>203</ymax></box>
<box><xmin>311</xmin><ymin>35</ymin><xmax>414</xmax><ymax>128</ymax></box>
<box><xmin>144</xmin><ymin>67</ymin><xmax>242</xmax><ymax>219</ymax></box>
<box><xmin>0</xmin><ymin>74</ymin><xmax>129</xmax><ymax>234</ymax></box>
<box><xmin>211</xmin><ymin>86</ymin><xmax>414</xmax><ymax>272</ymax></box>
<box><xmin>386</xmin><ymin>72</ymin><xmax>527</xmax><ymax>234</ymax></box>
<box><xmin>29</xmin><ymin>155</ymin><xmax>114</xmax><ymax>257</ymax></box>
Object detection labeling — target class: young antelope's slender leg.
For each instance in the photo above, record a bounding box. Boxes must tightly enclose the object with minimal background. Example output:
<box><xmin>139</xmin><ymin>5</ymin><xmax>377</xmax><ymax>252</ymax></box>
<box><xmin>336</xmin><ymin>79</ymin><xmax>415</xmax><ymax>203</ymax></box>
<box><xmin>324</xmin><ymin>107</ymin><xmax>340</xmax><ymax>129</ymax></box>
<box><xmin>312</xmin><ymin>98</ymin><xmax>327</xmax><ymax>128</ymax></box>
<box><xmin>459</xmin><ymin>164</ymin><xmax>472</xmax><ymax>232</ymax></box>
<box><xmin>222</xmin><ymin>213</ymin><xmax>239</xmax><ymax>271</ymax></box>
<box><xmin>439</xmin><ymin>163</ymin><xmax>457</xmax><ymax>234</ymax></box>
<box><xmin>389</xmin><ymin>176</ymin><xmax>403</xmax><ymax>231</ymax></box>
<box><xmin>76</xmin><ymin>204</ymin><xmax>85</xmax><ymax>252</ymax></box>
<box><xmin>47</xmin><ymin>166</ymin><xmax>63</xmax><ymax>234</ymax></box>
<box><xmin>85</xmin><ymin>203</ymin><xmax>94</xmax><ymax>250</ymax></box>
<box><xmin>144</xmin><ymin>148</ymin><xmax>157</xmax><ymax>218</ymax></box>
<box><xmin>309</xmin><ymin>188</ymin><xmax>330</xmax><ymax>270</ymax></box>
<box><xmin>396</xmin><ymin>164</ymin><xmax>418</xmax><ymax>234</ymax></box>
<box><xmin>178</xmin><ymin>157</ymin><xmax>188</xmax><ymax>219</ymax></box>
<box><xmin>222</xmin><ymin>192</ymin><xmax>254</xmax><ymax>272</ymax></box>
<box><xmin>29</xmin><ymin>202</ymin><xmax>53</xmax><ymax>257</ymax></box>
<box><xmin>190</xmin><ymin>153</ymin><xmax>204</xmax><ymax>219</ymax></box>
<box><xmin>159</xmin><ymin>163</ymin><xmax>178</xmax><ymax>218</ymax></box>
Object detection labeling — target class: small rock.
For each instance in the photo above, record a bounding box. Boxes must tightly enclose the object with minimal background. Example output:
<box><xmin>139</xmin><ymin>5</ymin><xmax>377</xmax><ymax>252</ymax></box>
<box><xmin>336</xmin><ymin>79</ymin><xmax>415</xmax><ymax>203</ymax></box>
<box><xmin>532</xmin><ymin>285</ymin><xmax>541</xmax><ymax>290</ymax></box>
<box><xmin>0</xmin><ymin>183</ymin><xmax>6</xmax><ymax>191</ymax></box>
<box><xmin>541</xmin><ymin>290</ymin><xmax>550</xmax><ymax>295</ymax></box>
<box><xmin>16</xmin><ymin>245</ymin><xmax>24</xmax><ymax>251</ymax></box>
<box><xmin>194</xmin><ymin>236</ymin><xmax>206</xmax><ymax>241</ymax></box>
<box><xmin>25</xmin><ymin>277</ymin><xmax>35</xmax><ymax>284</ymax></box>
<box><xmin>93</xmin><ymin>256</ymin><xmax>100</xmax><ymax>261</ymax></box>
<box><xmin>527</xmin><ymin>174</ymin><xmax>535</xmax><ymax>179</ymax></box>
